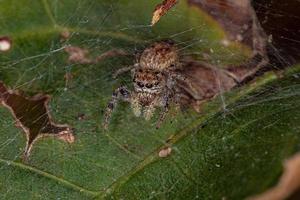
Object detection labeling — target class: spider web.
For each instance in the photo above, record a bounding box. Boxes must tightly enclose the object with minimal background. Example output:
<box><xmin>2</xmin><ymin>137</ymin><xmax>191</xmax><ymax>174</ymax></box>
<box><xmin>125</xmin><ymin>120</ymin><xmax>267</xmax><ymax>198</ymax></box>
<box><xmin>0</xmin><ymin>0</ymin><xmax>299</xmax><ymax>199</ymax></box>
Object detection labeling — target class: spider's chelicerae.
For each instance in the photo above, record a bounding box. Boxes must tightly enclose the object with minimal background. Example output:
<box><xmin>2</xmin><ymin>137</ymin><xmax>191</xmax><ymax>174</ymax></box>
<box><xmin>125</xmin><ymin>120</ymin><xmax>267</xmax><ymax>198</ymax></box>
<box><xmin>103</xmin><ymin>40</ymin><xmax>193</xmax><ymax>129</ymax></box>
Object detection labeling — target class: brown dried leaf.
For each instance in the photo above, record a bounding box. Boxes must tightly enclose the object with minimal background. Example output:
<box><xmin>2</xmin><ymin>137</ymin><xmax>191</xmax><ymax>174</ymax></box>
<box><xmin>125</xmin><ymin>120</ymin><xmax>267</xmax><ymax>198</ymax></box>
<box><xmin>152</xmin><ymin>1</ymin><xmax>270</xmax><ymax>113</ymax></box>
<box><xmin>178</xmin><ymin>52</ymin><xmax>271</xmax><ymax>112</ymax></box>
<box><xmin>248</xmin><ymin>153</ymin><xmax>300</xmax><ymax>200</ymax></box>
<box><xmin>64</xmin><ymin>45</ymin><xmax>128</xmax><ymax>64</ymax></box>
<box><xmin>177</xmin><ymin>60</ymin><xmax>237</xmax><ymax>111</ymax></box>
<box><xmin>0</xmin><ymin>82</ymin><xmax>75</xmax><ymax>160</ymax></box>
<box><xmin>151</xmin><ymin>0</ymin><xmax>178</xmax><ymax>26</ymax></box>
<box><xmin>188</xmin><ymin>0</ymin><xmax>268</xmax><ymax>55</ymax></box>
<box><xmin>188</xmin><ymin>0</ymin><xmax>252</xmax><ymax>42</ymax></box>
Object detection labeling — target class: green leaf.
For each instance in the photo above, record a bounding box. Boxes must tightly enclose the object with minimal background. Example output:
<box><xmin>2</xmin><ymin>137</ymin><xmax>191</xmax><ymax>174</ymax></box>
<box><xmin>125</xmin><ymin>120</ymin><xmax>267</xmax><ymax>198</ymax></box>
<box><xmin>0</xmin><ymin>0</ymin><xmax>299</xmax><ymax>199</ymax></box>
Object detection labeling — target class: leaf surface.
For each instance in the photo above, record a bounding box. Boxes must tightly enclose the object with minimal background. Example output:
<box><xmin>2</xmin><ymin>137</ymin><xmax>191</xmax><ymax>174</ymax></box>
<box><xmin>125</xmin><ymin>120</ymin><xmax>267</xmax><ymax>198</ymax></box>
<box><xmin>0</xmin><ymin>0</ymin><xmax>299</xmax><ymax>199</ymax></box>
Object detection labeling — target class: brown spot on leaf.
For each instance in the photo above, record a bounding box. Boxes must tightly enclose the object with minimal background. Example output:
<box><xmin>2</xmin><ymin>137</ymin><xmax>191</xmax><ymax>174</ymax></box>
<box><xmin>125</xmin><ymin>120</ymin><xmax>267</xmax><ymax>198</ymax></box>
<box><xmin>248</xmin><ymin>153</ymin><xmax>300</xmax><ymax>200</ymax></box>
<box><xmin>60</xmin><ymin>30</ymin><xmax>71</xmax><ymax>42</ymax></box>
<box><xmin>0</xmin><ymin>36</ymin><xmax>12</xmax><ymax>52</ymax></box>
<box><xmin>159</xmin><ymin>146</ymin><xmax>172</xmax><ymax>158</ymax></box>
<box><xmin>76</xmin><ymin>113</ymin><xmax>86</xmax><ymax>121</ymax></box>
<box><xmin>94</xmin><ymin>49</ymin><xmax>128</xmax><ymax>63</ymax></box>
<box><xmin>64</xmin><ymin>46</ymin><xmax>91</xmax><ymax>64</ymax></box>
<box><xmin>64</xmin><ymin>72</ymin><xmax>74</xmax><ymax>88</ymax></box>
<box><xmin>64</xmin><ymin>45</ymin><xmax>128</xmax><ymax>64</ymax></box>
<box><xmin>152</xmin><ymin>0</ymin><xmax>178</xmax><ymax>26</ymax></box>
<box><xmin>0</xmin><ymin>82</ymin><xmax>75</xmax><ymax>160</ymax></box>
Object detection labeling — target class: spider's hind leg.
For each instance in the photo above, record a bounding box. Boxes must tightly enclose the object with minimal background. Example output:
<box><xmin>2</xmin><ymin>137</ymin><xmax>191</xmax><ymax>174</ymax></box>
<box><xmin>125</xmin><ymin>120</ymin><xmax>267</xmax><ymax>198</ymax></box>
<box><xmin>155</xmin><ymin>89</ymin><xmax>173</xmax><ymax>129</ymax></box>
<box><xmin>156</xmin><ymin>103</ymin><xmax>169</xmax><ymax>129</ymax></box>
<box><xmin>103</xmin><ymin>86</ymin><xmax>131</xmax><ymax>129</ymax></box>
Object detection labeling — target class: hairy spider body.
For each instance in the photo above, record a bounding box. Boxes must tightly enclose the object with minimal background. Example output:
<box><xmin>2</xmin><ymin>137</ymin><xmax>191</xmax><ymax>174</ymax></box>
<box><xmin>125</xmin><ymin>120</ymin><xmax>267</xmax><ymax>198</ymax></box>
<box><xmin>103</xmin><ymin>40</ymin><xmax>183</xmax><ymax>129</ymax></box>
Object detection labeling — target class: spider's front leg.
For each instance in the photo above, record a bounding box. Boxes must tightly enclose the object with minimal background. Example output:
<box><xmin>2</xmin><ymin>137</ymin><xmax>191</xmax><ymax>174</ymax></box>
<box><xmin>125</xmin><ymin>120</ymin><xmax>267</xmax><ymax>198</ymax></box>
<box><xmin>112</xmin><ymin>65</ymin><xmax>134</xmax><ymax>79</ymax></box>
<box><xmin>142</xmin><ymin>99</ymin><xmax>168</xmax><ymax>129</ymax></box>
<box><xmin>103</xmin><ymin>86</ymin><xmax>131</xmax><ymax>129</ymax></box>
<box><xmin>131</xmin><ymin>94</ymin><xmax>142</xmax><ymax>117</ymax></box>
<box><xmin>156</xmin><ymin>101</ymin><xmax>170</xmax><ymax>129</ymax></box>
<box><xmin>112</xmin><ymin>63</ymin><xmax>139</xmax><ymax>79</ymax></box>
<box><xmin>156</xmin><ymin>89</ymin><xmax>174</xmax><ymax>129</ymax></box>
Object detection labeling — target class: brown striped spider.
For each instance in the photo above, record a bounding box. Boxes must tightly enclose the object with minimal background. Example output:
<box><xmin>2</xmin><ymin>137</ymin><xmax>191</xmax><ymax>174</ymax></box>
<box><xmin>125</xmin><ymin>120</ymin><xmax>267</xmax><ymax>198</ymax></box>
<box><xmin>103</xmin><ymin>40</ymin><xmax>195</xmax><ymax>129</ymax></box>
<box><xmin>102</xmin><ymin>38</ymin><xmax>269</xmax><ymax>130</ymax></box>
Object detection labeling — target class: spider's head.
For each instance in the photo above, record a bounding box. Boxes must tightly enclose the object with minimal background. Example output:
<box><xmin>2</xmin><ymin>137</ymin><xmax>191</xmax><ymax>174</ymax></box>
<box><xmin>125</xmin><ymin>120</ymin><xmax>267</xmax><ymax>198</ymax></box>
<box><xmin>133</xmin><ymin>68</ymin><xmax>165</xmax><ymax>95</ymax></box>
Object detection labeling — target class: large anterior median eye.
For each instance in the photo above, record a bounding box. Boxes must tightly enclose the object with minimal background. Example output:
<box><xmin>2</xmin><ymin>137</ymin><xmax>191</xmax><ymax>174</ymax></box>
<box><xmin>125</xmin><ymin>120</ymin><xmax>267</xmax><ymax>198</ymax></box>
<box><xmin>137</xmin><ymin>82</ymin><xmax>144</xmax><ymax>88</ymax></box>
<box><xmin>146</xmin><ymin>83</ymin><xmax>153</xmax><ymax>88</ymax></box>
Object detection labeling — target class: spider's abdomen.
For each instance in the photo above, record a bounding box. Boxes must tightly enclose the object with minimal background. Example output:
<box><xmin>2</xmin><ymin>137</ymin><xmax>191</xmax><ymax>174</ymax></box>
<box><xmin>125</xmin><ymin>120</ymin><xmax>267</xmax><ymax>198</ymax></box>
<box><xmin>139</xmin><ymin>40</ymin><xmax>178</xmax><ymax>70</ymax></box>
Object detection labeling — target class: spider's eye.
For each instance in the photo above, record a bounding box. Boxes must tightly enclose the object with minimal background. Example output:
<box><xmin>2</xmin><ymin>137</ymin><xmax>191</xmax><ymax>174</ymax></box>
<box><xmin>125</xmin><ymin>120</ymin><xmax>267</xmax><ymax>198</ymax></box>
<box><xmin>137</xmin><ymin>82</ymin><xmax>144</xmax><ymax>88</ymax></box>
<box><xmin>146</xmin><ymin>84</ymin><xmax>153</xmax><ymax>88</ymax></box>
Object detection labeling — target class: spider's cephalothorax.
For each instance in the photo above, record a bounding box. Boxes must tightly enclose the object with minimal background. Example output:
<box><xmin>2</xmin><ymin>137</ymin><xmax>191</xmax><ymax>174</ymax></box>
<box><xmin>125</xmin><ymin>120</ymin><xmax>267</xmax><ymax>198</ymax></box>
<box><xmin>103</xmin><ymin>40</ymin><xmax>186</xmax><ymax>129</ymax></box>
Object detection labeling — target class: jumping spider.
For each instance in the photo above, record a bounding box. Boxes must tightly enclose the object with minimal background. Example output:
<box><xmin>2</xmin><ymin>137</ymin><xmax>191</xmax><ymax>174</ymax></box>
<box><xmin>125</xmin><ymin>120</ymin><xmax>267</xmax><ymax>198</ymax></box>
<box><xmin>103</xmin><ymin>40</ymin><xmax>195</xmax><ymax>129</ymax></box>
